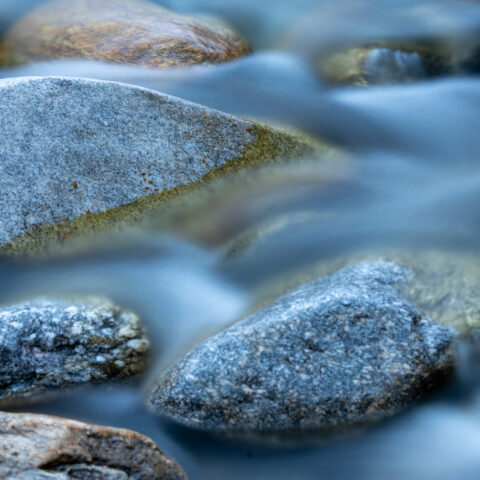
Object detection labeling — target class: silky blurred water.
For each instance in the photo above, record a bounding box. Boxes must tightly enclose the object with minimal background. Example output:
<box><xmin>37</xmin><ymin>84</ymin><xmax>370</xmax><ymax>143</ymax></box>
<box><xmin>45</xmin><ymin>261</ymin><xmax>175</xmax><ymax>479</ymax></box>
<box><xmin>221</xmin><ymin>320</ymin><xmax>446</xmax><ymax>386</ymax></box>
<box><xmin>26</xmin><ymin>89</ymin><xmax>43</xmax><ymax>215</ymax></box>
<box><xmin>2</xmin><ymin>0</ymin><xmax>480</xmax><ymax>479</ymax></box>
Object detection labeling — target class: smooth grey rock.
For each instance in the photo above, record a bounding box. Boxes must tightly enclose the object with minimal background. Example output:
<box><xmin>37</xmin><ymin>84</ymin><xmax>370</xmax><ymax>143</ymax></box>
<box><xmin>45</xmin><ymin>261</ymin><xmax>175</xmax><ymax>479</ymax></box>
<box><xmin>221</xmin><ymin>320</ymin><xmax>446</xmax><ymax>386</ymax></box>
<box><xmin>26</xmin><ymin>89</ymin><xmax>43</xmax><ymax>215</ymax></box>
<box><xmin>0</xmin><ymin>76</ymin><xmax>319</xmax><ymax>254</ymax></box>
<box><xmin>150</xmin><ymin>261</ymin><xmax>456</xmax><ymax>437</ymax></box>
<box><xmin>0</xmin><ymin>297</ymin><xmax>149</xmax><ymax>404</ymax></box>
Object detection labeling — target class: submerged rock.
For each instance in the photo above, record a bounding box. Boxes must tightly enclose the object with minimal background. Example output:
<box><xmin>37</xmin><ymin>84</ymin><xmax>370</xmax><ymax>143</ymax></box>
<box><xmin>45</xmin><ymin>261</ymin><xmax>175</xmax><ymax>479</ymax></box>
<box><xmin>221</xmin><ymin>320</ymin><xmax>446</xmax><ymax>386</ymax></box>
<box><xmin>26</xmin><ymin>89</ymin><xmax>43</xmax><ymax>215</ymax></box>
<box><xmin>150</xmin><ymin>261</ymin><xmax>456</xmax><ymax>437</ymax></box>
<box><xmin>320</xmin><ymin>44</ymin><xmax>449</xmax><ymax>86</ymax></box>
<box><xmin>388</xmin><ymin>251</ymin><xmax>480</xmax><ymax>336</ymax></box>
<box><xmin>0</xmin><ymin>411</ymin><xmax>185</xmax><ymax>479</ymax></box>
<box><xmin>0</xmin><ymin>76</ymin><xmax>323</xmax><ymax>255</ymax></box>
<box><xmin>0</xmin><ymin>0</ymin><xmax>250</xmax><ymax>68</ymax></box>
<box><xmin>0</xmin><ymin>298</ymin><xmax>149</xmax><ymax>404</ymax></box>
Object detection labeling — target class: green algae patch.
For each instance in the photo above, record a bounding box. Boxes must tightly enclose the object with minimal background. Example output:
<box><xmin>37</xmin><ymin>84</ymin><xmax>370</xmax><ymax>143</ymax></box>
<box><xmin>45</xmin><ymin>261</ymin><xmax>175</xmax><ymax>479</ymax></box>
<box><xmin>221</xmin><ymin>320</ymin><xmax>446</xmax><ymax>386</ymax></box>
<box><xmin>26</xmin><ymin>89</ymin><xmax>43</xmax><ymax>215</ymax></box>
<box><xmin>1</xmin><ymin>123</ymin><xmax>336</xmax><ymax>258</ymax></box>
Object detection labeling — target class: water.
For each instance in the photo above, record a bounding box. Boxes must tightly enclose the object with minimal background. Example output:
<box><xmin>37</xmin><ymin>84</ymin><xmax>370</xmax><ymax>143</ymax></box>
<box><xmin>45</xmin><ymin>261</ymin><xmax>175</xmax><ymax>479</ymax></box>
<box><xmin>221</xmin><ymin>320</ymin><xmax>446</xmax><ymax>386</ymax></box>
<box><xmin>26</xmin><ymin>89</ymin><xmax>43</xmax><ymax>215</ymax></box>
<box><xmin>2</xmin><ymin>0</ymin><xmax>480</xmax><ymax>478</ymax></box>
<box><xmin>363</xmin><ymin>49</ymin><xmax>426</xmax><ymax>84</ymax></box>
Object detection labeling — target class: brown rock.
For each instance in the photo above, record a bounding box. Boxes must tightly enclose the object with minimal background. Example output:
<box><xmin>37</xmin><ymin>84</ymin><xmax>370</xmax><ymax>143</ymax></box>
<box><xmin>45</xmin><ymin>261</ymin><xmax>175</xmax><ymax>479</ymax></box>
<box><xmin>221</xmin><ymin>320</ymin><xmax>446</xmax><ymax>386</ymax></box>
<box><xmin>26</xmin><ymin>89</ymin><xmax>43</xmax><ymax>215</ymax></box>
<box><xmin>0</xmin><ymin>411</ymin><xmax>186</xmax><ymax>479</ymax></box>
<box><xmin>0</xmin><ymin>0</ymin><xmax>250</xmax><ymax>68</ymax></box>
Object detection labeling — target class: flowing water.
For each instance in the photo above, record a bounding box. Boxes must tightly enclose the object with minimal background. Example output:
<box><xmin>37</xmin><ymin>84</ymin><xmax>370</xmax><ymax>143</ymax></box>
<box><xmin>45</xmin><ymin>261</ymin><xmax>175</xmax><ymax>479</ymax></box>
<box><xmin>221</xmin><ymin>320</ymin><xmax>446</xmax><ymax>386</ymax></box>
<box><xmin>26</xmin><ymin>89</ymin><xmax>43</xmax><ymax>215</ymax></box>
<box><xmin>2</xmin><ymin>0</ymin><xmax>480</xmax><ymax>478</ymax></box>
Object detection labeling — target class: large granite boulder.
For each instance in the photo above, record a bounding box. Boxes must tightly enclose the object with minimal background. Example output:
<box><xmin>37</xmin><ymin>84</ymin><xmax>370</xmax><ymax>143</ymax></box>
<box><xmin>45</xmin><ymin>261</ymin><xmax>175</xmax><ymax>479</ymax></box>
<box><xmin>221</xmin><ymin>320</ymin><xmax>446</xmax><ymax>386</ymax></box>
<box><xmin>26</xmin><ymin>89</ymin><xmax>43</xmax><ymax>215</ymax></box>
<box><xmin>150</xmin><ymin>261</ymin><xmax>456</xmax><ymax>438</ymax></box>
<box><xmin>0</xmin><ymin>76</ymin><xmax>322</xmax><ymax>255</ymax></box>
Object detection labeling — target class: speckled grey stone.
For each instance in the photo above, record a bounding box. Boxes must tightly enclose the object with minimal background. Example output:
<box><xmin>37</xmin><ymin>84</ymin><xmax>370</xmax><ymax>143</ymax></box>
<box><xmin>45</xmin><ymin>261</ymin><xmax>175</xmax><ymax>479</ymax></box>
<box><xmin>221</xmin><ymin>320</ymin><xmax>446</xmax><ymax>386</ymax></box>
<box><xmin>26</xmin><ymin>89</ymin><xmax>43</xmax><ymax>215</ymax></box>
<box><xmin>0</xmin><ymin>298</ymin><xmax>150</xmax><ymax>404</ymax></box>
<box><xmin>0</xmin><ymin>76</ymin><xmax>317</xmax><ymax>251</ymax></box>
<box><xmin>150</xmin><ymin>261</ymin><xmax>456</xmax><ymax>437</ymax></box>
<box><xmin>254</xmin><ymin>249</ymin><xmax>480</xmax><ymax>336</ymax></box>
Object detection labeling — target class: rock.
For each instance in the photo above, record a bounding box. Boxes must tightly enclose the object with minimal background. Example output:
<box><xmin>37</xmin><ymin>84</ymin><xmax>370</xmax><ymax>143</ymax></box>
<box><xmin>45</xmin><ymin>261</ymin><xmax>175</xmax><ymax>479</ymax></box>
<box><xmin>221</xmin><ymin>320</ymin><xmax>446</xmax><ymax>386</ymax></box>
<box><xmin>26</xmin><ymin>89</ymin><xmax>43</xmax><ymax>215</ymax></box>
<box><xmin>320</xmin><ymin>43</ymin><xmax>450</xmax><ymax>86</ymax></box>
<box><xmin>0</xmin><ymin>76</ymin><xmax>324</xmax><ymax>256</ymax></box>
<box><xmin>395</xmin><ymin>251</ymin><xmax>480</xmax><ymax>335</ymax></box>
<box><xmin>149</xmin><ymin>261</ymin><xmax>456</xmax><ymax>437</ymax></box>
<box><xmin>321</xmin><ymin>47</ymin><xmax>374</xmax><ymax>87</ymax></box>
<box><xmin>253</xmin><ymin>249</ymin><xmax>480</xmax><ymax>337</ymax></box>
<box><xmin>0</xmin><ymin>411</ymin><xmax>185</xmax><ymax>479</ymax></box>
<box><xmin>0</xmin><ymin>0</ymin><xmax>250</xmax><ymax>68</ymax></box>
<box><xmin>0</xmin><ymin>297</ymin><xmax>149</xmax><ymax>404</ymax></box>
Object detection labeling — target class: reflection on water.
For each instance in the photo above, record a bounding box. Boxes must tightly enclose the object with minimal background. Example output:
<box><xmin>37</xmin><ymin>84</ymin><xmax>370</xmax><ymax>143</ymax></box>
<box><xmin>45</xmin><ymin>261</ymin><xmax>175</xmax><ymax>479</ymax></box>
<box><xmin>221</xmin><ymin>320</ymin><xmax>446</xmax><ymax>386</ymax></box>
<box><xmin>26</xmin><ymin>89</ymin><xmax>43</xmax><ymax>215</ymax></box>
<box><xmin>363</xmin><ymin>49</ymin><xmax>426</xmax><ymax>84</ymax></box>
<box><xmin>2</xmin><ymin>0</ymin><xmax>480</xmax><ymax>478</ymax></box>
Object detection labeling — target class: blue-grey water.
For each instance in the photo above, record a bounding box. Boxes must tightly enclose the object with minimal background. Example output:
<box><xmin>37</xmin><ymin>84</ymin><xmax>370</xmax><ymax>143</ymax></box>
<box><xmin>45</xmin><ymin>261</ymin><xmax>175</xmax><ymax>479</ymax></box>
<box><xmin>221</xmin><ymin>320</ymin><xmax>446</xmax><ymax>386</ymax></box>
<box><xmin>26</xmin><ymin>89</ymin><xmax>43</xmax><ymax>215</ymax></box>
<box><xmin>2</xmin><ymin>0</ymin><xmax>480</xmax><ymax>479</ymax></box>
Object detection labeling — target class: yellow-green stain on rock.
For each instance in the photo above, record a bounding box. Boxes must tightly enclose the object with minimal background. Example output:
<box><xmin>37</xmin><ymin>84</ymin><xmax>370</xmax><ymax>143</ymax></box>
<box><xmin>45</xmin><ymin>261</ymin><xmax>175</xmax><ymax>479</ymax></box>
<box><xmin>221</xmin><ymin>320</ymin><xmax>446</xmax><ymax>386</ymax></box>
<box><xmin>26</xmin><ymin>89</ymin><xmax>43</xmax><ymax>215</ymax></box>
<box><xmin>1</xmin><ymin>77</ymin><xmax>341</xmax><ymax>257</ymax></box>
<box><xmin>1</xmin><ymin>123</ymin><xmax>333</xmax><ymax>258</ymax></box>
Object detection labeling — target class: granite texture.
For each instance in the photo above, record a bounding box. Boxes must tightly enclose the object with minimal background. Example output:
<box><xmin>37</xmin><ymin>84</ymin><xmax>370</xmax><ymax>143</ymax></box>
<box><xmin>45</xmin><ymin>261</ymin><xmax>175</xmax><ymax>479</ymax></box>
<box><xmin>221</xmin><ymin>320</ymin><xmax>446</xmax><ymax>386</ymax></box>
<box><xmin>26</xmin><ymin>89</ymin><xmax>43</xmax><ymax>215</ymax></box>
<box><xmin>0</xmin><ymin>411</ymin><xmax>185</xmax><ymax>479</ymax></box>
<box><xmin>0</xmin><ymin>76</ymin><xmax>317</xmax><ymax>253</ymax></box>
<box><xmin>150</xmin><ymin>261</ymin><xmax>456</xmax><ymax>437</ymax></box>
<box><xmin>0</xmin><ymin>0</ymin><xmax>250</xmax><ymax>67</ymax></box>
<box><xmin>254</xmin><ymin>250</ymin><xmax>480</xmax><ymax>336</ymax></box>
<box><xmin>0</xmin><ymin>297</ymin><xmax>149</xmax><ymax>404</ymax></box>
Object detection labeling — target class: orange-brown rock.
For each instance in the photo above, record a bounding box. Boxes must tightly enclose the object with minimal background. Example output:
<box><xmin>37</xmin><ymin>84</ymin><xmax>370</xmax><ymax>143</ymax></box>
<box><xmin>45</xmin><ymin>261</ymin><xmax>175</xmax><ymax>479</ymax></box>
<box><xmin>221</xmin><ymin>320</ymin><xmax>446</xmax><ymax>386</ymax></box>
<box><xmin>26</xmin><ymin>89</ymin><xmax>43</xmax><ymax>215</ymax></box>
<box><xmin>0</xmin><ymin>411</ymin><xmax>186</xmax><ymax>479</ymax></box>
<box><xmin>0</xmin><ymin>0</ymin><xmax>251</xmax><ymax>68</ymax></box>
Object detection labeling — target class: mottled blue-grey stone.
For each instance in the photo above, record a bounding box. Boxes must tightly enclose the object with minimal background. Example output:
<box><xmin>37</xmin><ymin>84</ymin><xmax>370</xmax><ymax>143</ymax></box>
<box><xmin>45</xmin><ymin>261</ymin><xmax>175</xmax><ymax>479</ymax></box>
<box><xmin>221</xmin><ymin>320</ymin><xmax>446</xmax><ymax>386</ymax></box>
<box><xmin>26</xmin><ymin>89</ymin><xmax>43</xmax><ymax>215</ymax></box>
<box><xmin>150</xmin><ymin>261</ymin><xmax>456</xmax><ymax>436</ymax></box>
<box><xmin>0</xmin><ymin>298</ymin><xmax>150</xmax><ymax>404</ymax></box>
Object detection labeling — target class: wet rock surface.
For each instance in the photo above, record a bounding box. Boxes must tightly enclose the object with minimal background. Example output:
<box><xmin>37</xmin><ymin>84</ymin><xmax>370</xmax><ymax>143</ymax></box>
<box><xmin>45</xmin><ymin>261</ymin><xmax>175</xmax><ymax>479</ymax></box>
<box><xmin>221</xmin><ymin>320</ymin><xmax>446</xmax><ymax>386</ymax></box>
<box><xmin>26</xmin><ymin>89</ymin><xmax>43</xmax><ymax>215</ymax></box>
<box><xmin>320</xmin><ymin>44</ymin><xmax>449</xmax><ymax>86</ymax></box>
<box><xmin>393</xmin><ymin>251</ymin><xmax>480</xmax><ymax>335</ymax></box>
<box><xmin>253</xmin><ymin>250</ymin><xmax>480</xmax><ymax>336</ymax></box>
<box><xmin>0</xmin><ymin>76</ymin><xmax>319</xmax><ymax>255</ymax></box>
<box><xmin>0</xmin><ymin>297</ymin><xmax>149</xmax><ymax>404</ymax></box>
<box><xmin>0</xmin><ymin>0</ymin><xmax>251</xmax><ymax>68</ymax></box>
<box><xmin>150</xmin><ymin>261</ymin><xmax>456</xmax><ymax>437</ymax></box>
<box><xmin>0</xmin><ymin>411</ymin><xmax>185</xmax><ymax>479</ymax></box>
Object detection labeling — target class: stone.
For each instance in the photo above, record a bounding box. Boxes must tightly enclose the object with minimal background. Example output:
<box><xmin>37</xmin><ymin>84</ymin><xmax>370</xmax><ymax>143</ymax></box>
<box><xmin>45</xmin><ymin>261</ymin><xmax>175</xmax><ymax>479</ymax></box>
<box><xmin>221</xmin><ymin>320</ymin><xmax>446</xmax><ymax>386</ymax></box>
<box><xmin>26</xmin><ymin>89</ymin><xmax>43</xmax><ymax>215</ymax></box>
<box><xmin>320</xmin><ymin>44</ymin><xmax>450</xmax><ymax>86</ymax></box>
<box><xmin>0</xmin><ymin>297</ymin><xmax>149</xmax><ymax>404</ymax></box>
<box><xmin>253</xmin><ymin>249</ymin><xmax>480</xmax><ymax>337</ymax></box>
<box><xmin>150</xmin><ymin>261</ymin><xmax>456</xmax><ymax>437</ymax></box>
<box><xmin>395</xmin><ymin>251</ymin><xmax>480</xmax><ymax>335</ymax></box>
<box><xmin>0</xmin><ymin>411</ymin><xmax>185</xmax><ymax>479</ymax></box>
<box><xmin>0</xmin><ymin>76</ymin><xmax>324</xmax><ymax>256</ymax></box>
<box><xmin>0</xmin><ymin>0</ymin><xmax>250</xmax><ymax>68</ymax></box>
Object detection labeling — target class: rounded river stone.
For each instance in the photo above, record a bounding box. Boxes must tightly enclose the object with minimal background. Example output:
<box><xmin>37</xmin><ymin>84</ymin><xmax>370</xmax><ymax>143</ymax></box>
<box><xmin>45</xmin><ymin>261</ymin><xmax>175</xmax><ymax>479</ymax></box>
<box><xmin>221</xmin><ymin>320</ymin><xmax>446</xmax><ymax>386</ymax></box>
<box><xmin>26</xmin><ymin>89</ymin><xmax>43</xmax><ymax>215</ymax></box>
<box><xmin>0</xmin><ymin>411</ymin><xmax>185</xmax><ymax>479</ymax></box>
<box><xmin>0</xmin><ymin>297</ymin><xmax>150</xmax><ymax>404</ymax></box>
<box><xmin>0</xmin><ymin>0</ymin><xmax>251</xmax><ymax>68</ymax></box>
<box><xmin>150</xmin><ymin>261</ymin><xmax>456</xmax><ymax>437</ymax></box>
